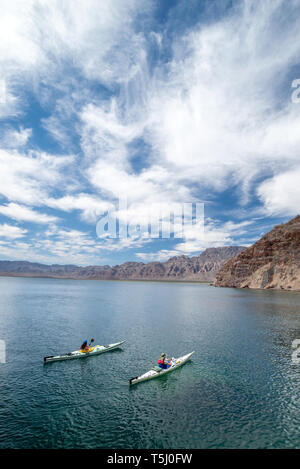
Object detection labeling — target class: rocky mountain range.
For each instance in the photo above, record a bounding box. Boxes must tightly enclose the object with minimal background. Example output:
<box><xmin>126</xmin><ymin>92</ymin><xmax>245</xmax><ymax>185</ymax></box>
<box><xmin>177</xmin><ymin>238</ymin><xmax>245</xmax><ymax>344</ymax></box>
<box><xmin>215</xmin><ymin>215</ymin><xmax>300</xmax><ymax>290</ymax></box>
<box><xmin>0</xmin><ymin>246</ymin><xmax>245</xmax><ymax>282</ymax></box>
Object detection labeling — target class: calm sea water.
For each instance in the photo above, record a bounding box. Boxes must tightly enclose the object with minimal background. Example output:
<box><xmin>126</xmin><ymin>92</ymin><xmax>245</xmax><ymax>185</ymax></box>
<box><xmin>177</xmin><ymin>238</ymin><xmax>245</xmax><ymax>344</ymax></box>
<box><xmin>0</xmin><ymin>276</ymin><xmax>299</xmax><ymax>449</ymax></box>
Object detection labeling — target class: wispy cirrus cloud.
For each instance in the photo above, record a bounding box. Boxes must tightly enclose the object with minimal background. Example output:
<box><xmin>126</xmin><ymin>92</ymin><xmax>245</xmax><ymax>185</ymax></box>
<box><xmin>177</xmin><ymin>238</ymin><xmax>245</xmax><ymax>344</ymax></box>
<box><xmin>0</xmin><ymin>148</ymin><xmax>75</xmax><ymax>205</ymax></box>
<box><xmin>0</xmin><ymin>127</ymin><xmax>32</xmax><ymax>148</ymax></box>
<box><xmin>0</xmin><ymin>0</ymin><xmax>299</xmax><ymax>264</ymax></box>
<box><xmin>77</xmin><ymin>0</ymin><xmax>300</xmax><ymax>221</ymax></box>
<box><xmin>144</xmin><ymin>0</ymin><xmax>300</xmax><ymax>202</ymax></box>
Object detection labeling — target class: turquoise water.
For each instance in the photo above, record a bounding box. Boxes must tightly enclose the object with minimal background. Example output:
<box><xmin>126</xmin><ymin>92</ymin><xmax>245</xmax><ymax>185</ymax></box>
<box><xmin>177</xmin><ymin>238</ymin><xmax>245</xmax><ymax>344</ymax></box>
<box><xmin>0</xmin><ymin>276</ymin><xmax>299</xmax><ymax>449</ymax></box>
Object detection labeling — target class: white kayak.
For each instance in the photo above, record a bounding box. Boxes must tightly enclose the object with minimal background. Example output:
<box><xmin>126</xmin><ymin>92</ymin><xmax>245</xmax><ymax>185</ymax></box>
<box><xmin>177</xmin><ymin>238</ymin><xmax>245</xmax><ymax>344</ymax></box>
<box><xmin>129</xmin><ymin>351</ymin><xmax>194</xmax><ymax>385</ymax></box>
<box><xmin>44</xmin><ymin>341</ymin><xmax>125</xmax><ymax>363</ymax></box>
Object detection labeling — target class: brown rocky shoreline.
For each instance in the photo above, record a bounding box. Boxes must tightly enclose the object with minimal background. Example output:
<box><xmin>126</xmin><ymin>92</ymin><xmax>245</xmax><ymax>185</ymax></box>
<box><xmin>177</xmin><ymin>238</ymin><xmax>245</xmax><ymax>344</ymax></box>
<box><xmin>215</xmin><ymin>216</ymin><xmax>300</xmax><ymax>291</ymax></box>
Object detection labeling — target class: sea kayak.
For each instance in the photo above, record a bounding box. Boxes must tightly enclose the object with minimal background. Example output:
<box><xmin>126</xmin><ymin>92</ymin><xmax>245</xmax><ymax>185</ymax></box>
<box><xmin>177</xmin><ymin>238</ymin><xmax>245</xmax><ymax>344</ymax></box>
<box><xmin>129</xmin><ymin>351</ymin><xmax>194</xmax><ymax>385</ymax></box>
<box><xmin>44</xmin><ymin>341</ymin><xmax>125</xmax><ymax>363</ymax></box>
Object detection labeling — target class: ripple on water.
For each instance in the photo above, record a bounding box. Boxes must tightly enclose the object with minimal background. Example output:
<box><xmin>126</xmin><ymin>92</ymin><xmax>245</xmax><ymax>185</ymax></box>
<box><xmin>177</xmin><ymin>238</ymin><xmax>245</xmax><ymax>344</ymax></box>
<box><xmin>0</xmin><ymin>279</ymin><xmax>300</xmax><ymax>448</ymax></box>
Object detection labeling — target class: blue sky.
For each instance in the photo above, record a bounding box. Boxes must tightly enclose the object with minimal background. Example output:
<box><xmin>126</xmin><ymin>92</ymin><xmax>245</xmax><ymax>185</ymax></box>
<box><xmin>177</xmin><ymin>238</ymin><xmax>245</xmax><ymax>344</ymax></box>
<box><xmin>0</xmin><ymin>0</ymin><xmax>299</xmax><ymax>266</ymax></box>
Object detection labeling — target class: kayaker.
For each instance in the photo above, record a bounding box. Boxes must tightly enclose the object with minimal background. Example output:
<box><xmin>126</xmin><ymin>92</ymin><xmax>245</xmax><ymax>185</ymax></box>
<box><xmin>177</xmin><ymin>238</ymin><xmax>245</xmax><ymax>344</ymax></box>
<box><xmin>80</xmin><ymin>340</ymin><xmax>90</xmax><ymax>351</ymax></box>
<box><xmin>157</xmin><ymin>353</ymin><xmax>171</xmax><ymax>369</ymax></box>
<box><xmin>80</xmin><ymin>338</ymin><xmax>94</xmax><ymax>352</ymax></box>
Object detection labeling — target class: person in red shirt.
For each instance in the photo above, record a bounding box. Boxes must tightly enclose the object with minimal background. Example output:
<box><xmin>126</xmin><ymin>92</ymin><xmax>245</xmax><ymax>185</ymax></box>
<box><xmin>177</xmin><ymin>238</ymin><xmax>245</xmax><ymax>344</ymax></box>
<box><xmin>157</xmin><ymin>353</ymin><xmax>171</xmax><ymax>369</ymax></box>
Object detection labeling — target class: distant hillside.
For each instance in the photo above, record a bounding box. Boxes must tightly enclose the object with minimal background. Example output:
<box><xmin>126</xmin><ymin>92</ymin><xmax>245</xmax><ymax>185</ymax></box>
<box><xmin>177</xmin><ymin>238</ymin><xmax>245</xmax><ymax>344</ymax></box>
<box><xmin>0</xmin><ymin>246</ymin><xmax>245</xmax><ymax>282</ymax></box>
<box><xmin>215</xmin><ymin>216</ymin><xmax>300</xmax><ymax>290</ymax></box>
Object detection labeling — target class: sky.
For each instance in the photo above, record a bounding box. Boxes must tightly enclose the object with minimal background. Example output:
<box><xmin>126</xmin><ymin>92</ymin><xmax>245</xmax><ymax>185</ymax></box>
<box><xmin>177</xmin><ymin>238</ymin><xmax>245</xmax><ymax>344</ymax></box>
<box><xmin>0</xmin><ymin>0</ymin><xmax>300</xmax><ymax>266</ymax></box>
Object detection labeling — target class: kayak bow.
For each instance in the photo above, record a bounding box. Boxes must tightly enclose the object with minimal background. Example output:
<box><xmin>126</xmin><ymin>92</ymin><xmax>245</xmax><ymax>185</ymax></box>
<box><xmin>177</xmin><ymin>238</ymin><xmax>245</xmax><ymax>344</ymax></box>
<box><xmin>129</xmin><ymin>351</ymin><xmax>194</xmax><ymax>385</ymax></box>
<box><xmin>44</xmin><ymin>341</ymin><xmax>125</xmax><ymax>363</ymax></box>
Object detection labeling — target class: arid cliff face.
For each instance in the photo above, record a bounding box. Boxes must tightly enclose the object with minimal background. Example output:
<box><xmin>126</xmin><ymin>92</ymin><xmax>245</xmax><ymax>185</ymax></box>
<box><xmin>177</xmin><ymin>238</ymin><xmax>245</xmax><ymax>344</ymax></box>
<box><xmin>215</xmin><ymin>216</ymin><xmax>300</xmax><ymax>290</ymax></box>
<box><xmin>0</xmin><ymin>246</ymin><xmax>245</xmax><ymax>282</ymax></box>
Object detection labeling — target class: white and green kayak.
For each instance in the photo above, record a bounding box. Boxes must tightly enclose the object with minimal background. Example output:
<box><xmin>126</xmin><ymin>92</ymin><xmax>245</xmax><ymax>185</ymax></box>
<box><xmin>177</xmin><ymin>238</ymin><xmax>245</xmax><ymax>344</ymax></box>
<box><xmin>129</xmin><ymin>351</ymin><xmax>194</xmax><ymax>385</ymax></box>
<box><xmin>44</xmin><ymin>341</ymin><xmax>125</xmax><ymax>363</ymax></box>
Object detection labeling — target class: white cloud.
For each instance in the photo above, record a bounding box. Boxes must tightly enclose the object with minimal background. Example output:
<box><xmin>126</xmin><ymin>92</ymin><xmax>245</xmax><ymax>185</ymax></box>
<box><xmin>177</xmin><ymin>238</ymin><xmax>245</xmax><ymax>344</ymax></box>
<box><xmin>0</xmin><ymin>0</ymin><xmax>299</xmax><ymax>263</ymax></box>
<box><xmin>21</xmin><ymin>227</ymin><xmax>106</xmax><ymax>264</ymax></box>
<box><xmin>0</xmin><ymin>0</ymin><xmax>149</xmax><ymax>119</ymax></box>
<box><xmin>0</xmin><ymin>223</ymin><xmax>27</xmax><ymax>239</ymax></box>
<box><xmin>0</xmin><ymin>238</ymin><xmax>103</xmax><ymax>265</ymax></box>
<box><xmin>80</xmin><ymin>101</ymin><xmax>143</xmax><ymax>164</ymax></box>
<box><xmin>0</xmin><ymin>79</ymin><xmax>22</xmax><ymax>119</ymax></box>
<box><xmin>0</xmin><ymin>202</ymin><xmax>58</xmax><ymax>224</ymax></box>
<box><xmin>0</xmin><ymin>148</ymin><xmax>74</xmax><ymax>205</ymax></box>
<box><xmin>136</xmin><ymin>218</ymin><xmax>250</xmax><ymax>260</ymax></box>
<box><xmin>101</xmin><ymin>237</ymin><xmax>151</xmax><ymax>252</ymax></box>
<box><xmin>77</xmin><ymin>0</ymin><xmax>300</xmax><ymax>222</ymax></box>
<box><xmin>137</xmin><ymin>0</ymin><xmax>300</xmax><ymax>210</ymax></box>
<box><xmin>33</xmin><ymin>0</ymin><xmax>147</xmax><ymax>84</ymax></box>
<box><xmin>136</xmin><ymin>250</ymin><xmax>180</xmax><ymax>262</ymax></box>
<box><xmin>0</xmin><ymin>127</ymin><xmax>32</xmax><ymax>148</ymax></box>
<box><xmin>257</xmin><ymin>167</ymin><xmax>300</xmax><ymax>216</ymax></box>
<box><xmin>56</xmin><ymin>229</ymin><xmax>91</xmax><ymax>241</ymax></box>
<box><xmin>44</xmin><ymin>223</ymin><xmax>58</xmax><ymax>237</ymax></box>
<box><xmin>87</xmin><ymin>162</ymin><xmax>185</xmax><ymax>204</ymax></box>
<box><xmin>46</xmin><ymin>194</ymin><xmax>113</xmax><ymax>223</ymax></box>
